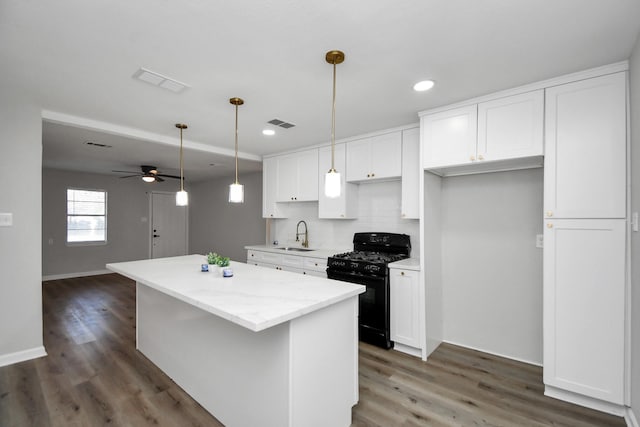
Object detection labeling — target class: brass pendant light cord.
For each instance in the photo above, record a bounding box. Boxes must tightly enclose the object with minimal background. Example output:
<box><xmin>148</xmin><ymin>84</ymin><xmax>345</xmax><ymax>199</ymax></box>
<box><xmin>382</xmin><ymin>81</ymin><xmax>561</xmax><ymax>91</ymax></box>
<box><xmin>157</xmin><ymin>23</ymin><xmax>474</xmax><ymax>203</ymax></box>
<box><xmin>331</xmin><ymin>59</ymin><xmax>337</xmax><ymax>172</ymax></box>
<box><xmin>179</xmin><ymin>127</ymin><xmax>185</xmax><ymax>191</ymax></box>
<box><xmin>234</xmin><ymin>103</ymin><xmax>239</xmax><ymax>185</ymax></box>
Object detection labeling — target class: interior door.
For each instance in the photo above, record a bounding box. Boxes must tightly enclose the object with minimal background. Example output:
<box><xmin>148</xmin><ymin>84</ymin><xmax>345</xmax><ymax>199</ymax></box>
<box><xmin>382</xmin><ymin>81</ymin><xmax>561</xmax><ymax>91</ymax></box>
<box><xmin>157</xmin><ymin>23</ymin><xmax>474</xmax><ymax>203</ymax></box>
<box><xmin>150</xmin><ymin>192</ymin><xmax>188</xmax><ymax>259</ymax></box>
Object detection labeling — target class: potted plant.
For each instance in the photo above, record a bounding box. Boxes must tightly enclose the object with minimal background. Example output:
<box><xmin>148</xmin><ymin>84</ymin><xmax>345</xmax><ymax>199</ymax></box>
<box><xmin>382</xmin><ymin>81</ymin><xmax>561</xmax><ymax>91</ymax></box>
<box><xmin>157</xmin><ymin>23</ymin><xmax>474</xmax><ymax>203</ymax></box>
<box><xmin>207</xmin><ymin>252</ymin><xmax>231</xmax><ymax>274</ymax></box>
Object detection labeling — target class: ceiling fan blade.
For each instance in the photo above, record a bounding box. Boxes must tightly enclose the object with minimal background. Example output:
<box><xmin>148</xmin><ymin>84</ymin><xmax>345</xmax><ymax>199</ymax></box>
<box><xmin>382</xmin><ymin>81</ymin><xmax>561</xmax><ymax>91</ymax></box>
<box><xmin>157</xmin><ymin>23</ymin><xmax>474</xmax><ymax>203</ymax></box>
<box><xmin>156</xmin><ymin>174</ymin><xmax>182</xmax><ymax>180</ymax></box>
<box><xmin>112</xmin><ymin>170</ymin><xmax>141</xmax><ymax>174</ymax></box>
<box><xmin>155</xmin><ymin>177</ymin><xmax>165</xmax><ymax>182</ymax></box>
<box><xmin>118</xmin><ymin>175</ymin><xmax>140</xmax><ymax>179</ymax></box>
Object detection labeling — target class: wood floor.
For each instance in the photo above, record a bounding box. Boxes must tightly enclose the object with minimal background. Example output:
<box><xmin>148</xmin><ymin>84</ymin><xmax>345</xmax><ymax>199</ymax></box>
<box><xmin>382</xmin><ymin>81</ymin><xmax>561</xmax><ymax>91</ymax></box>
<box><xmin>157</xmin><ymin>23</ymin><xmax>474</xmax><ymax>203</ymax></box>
<box><xmin>0</xmin><ymin>274</ymin><xmax>626</xmax><ymax>427</ymax></box>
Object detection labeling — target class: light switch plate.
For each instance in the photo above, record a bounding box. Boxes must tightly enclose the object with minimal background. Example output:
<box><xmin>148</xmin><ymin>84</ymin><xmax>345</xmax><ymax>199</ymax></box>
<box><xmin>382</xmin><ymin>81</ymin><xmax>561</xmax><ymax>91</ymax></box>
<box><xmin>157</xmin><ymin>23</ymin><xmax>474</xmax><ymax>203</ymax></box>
<box><xmin>0</xmin><ymin>213</ymin><xmax>13</xmax><ymax>226</ymax></box>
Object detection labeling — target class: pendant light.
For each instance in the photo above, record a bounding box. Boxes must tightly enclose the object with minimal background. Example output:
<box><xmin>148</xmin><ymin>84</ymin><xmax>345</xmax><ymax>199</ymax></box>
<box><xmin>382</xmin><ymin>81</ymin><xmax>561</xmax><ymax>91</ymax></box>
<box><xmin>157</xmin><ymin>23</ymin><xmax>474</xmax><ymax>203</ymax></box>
<box><xmin>229</xmin><ymin>97</ymin><xmax>244</xmax><ymax>203</ymax></box>
<box><xmin>175</xmin><ymin>123</ymin><xmax>189</xmax><ymax>206</ymax></box>
<box><xmin>325</xmin><ymin>50</ymin><xmax>345</xmax><ymax>198</ymax></box>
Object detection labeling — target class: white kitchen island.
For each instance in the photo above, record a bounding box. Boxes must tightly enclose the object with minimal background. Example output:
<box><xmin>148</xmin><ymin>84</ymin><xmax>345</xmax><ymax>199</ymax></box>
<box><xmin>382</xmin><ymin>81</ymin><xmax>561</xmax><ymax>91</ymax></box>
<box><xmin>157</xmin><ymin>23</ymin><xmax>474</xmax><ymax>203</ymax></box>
<box><xmin>106</xmin><ymin>255</ymin><xmax>365</xmax><ymax>427</ymax></box>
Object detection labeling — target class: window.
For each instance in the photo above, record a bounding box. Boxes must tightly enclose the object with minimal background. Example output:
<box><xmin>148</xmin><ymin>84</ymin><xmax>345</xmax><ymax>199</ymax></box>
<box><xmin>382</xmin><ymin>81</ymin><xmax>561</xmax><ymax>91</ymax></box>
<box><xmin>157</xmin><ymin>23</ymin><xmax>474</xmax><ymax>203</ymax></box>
<box><xmin>67</xmin><ymin>188</ymin><xmax>107</xmax><ymax>243</ymax></box>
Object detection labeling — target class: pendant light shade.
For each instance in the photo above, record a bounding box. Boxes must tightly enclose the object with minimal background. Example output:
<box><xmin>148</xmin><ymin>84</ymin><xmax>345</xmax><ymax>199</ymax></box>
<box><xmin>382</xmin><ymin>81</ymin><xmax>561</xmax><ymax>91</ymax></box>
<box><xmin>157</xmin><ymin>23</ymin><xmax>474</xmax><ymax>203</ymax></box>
<box><xmin>325</xmin><ymin>50</ymin><xmax>345</xmax><ymax>199</ymax></box>
<box><xmin>175</xmin><ymin>123</ymin><xmax>188</xmax><ymax>206</ymax></box>
<box><xmin>229</xmin><ymin>97</ymin><xmax>245</xmax><ymax>203</ymax></box>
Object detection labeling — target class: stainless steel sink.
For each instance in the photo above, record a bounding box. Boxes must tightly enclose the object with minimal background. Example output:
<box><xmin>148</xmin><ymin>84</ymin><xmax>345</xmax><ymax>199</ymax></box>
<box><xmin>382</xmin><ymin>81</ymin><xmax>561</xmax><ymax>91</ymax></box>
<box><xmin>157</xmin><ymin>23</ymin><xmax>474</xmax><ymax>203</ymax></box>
<box><xmin>275</xmin><ymin>247</ymin><xmax>315</xmax><ymax>252</ymax></box>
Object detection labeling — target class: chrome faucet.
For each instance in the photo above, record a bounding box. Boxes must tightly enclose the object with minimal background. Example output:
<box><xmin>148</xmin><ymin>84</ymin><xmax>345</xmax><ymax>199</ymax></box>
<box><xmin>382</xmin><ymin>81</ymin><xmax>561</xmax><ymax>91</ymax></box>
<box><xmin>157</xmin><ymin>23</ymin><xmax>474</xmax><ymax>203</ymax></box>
<box><xmin>296</xmin><ymin>220</ymin><xmax>309</xmax><ymax>248</ymax></box>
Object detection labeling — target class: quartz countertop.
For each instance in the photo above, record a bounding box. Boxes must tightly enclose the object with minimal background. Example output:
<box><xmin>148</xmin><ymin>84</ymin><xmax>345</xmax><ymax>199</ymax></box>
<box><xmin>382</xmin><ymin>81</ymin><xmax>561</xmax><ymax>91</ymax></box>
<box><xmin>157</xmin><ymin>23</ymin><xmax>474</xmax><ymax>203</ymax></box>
<box><xmin>245</xmin><ymin>245</ymin><xmax>347</xmax><ymax>260</ymax></box>
<box><xmin>388</xmin><ymin>258</ymin><xmax>421</xmax><ymax>271</ymax></box>
<box><xmin>107</xmin><ymin>255</ymin><xmax>364</xmax><ymax>332</ymax></box>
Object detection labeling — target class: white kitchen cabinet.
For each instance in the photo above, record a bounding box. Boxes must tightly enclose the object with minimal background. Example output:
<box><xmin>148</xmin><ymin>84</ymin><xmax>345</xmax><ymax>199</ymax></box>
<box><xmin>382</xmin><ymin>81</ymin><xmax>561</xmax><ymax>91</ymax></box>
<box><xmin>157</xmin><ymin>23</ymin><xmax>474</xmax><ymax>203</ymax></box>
<box><xmin>262</xmin><ymin>157</ymin><xmax>288</xmax><ymax>218</ymax></box>
<box><xmin>542</xmin><ymin>72</ymin><xmax>628</xmax><ymax>412</ymax></box>
<box><xmin>276</xmin><ymin>149</ymin><xmax>319</xmax><ymax>202</ymax></box>
<box><xmin>346</xmin><ymin>132</ymin><xmax>402</xmax><ymax>182</ymax></box>
<box><xmin>390</xmin><ymin>267</ymin><xmax>420</xmax><ymax>351</ymax></box>
<box><xmin>246</xmin><ymin>249</ymin><xmax>327</xmax><ymax>278</ymax></box>
<box><xmin>477</xmin><ymin>90</ymin><xmax>544</xmax><ymax>161</ymax></box>
<box><xmin>543</xmin><ymin>219</ymin><xmax>625</xmax><ymax>405</ymax></box>
<box><xmin>401</xmin><ymin>128</ymin><xmax>420</xmax><ymax>219</ymax></box>
<box><xmin>422</xmin><ymin>105</ymin><xmax>477</xmax><ymax>168</ymax></box>
<box><xmin>544</xmin><ymin>72</ymin><xmax>626</xmax><ymax>219</ymax></box>
<box><xmin>422</xmin><ymin>91</ymin><xmax>543</xmax><ymax>175</ymax></box>
<box><xmin>318</xmin><ymin>144</ymin><xmax>358</xmax><ymax>219</ymax></box>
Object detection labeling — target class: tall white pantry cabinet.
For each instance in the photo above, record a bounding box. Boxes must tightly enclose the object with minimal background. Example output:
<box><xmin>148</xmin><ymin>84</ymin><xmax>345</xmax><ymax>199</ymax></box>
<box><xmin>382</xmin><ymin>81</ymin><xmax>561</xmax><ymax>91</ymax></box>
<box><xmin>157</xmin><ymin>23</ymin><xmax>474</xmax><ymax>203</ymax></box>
<box><xmin>543</xmin><ymin>71</ymin><xmax>627</xmax><ymax>414</ymax></box>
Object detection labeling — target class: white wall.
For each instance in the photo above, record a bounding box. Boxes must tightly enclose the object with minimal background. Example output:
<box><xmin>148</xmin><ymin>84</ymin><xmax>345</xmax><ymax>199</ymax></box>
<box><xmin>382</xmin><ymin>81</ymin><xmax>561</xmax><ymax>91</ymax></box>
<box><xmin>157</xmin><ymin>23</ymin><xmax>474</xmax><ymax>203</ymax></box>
<box><xmin>271</xmin><ymin>180</ymin><xmax>420</xmax><ymax>257</ymax></box>
<box><xmin>42</xmin><ymin>168</ymin><xmax>178</xmax><ymax>277</ymax></box>
<box><xmin>189</xmin><ymin>172</ymin><xmax>265</xmax><ymax>263</ymax></box>
<box><xmin>0</xmin><ymin>88</ymin><xmax>44</xmax><ymax>363</ymax></box>
<box><xmin>628</xmin><ymin>31</ymin><xmax>640</xmax><ymax>421</ymax></box>
<box><xmin>441</xmin><ymin>168</ymin><xmax>543</xmax><ymax>364</ymax></box>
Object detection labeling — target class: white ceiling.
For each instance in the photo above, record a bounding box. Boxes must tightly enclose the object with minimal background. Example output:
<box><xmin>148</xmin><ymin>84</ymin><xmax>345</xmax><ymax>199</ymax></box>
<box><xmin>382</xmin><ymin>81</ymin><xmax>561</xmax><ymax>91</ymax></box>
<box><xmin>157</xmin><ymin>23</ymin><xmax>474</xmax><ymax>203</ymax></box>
<box><xmin>2</xmin><ymin>0</ymin><xmax>640</xmax><ymax>182</ymax></box>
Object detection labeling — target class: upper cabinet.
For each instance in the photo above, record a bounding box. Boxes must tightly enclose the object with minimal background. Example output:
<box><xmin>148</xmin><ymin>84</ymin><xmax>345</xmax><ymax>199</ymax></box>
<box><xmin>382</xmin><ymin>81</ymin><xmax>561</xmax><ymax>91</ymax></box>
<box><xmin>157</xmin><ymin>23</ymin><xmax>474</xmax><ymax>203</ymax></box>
<box><xmin>318</xmin><ymin>144</ymin><xmax>358</xmax><ymax>219</ymax></box>
<box><xmin>543</xmin><ymin>72</ymin><xmax>626</xmax><ymax>219</ymax></box>
<box><xmin>401</xmin><ymin>128</ymin><xmax>420</xmax><ymax>219</ymax></box>
<box><xmin>422</xmin><ymin>105</ymin><xmax>478</xmax><ymax>168</ymax></box>
<box><xmin>276</xmin><ymin>149</ymin><xmax>319</xmax><ymax>202</ymax></box>
<box><xmin>263</xmin><ymin>157</ymin><xmax>288</xmax><ymax>218</ymax></box>
<box><xmin>422</xmin><ymin>90</ymin><xmax>544</xmax><ymax>176</ymax></box>
<box><xmin>346</xmin><ymin>132</ymin><xmax>402</xmax><ymax>182</ymax></box>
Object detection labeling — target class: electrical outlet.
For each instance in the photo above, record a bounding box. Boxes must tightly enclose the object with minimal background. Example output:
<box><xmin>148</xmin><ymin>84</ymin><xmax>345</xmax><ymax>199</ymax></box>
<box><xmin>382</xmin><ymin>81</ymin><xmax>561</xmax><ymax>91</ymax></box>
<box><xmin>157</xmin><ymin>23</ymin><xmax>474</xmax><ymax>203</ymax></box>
<box><xmin>536</xmin><ymin>234</ymin><xmax>544</xmax><ymax>248</ymax></box>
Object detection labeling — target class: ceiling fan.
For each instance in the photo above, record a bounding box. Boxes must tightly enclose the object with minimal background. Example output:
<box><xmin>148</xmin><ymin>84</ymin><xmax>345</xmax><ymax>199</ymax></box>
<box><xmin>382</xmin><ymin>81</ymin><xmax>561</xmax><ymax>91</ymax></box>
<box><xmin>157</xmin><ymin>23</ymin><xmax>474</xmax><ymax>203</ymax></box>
<box><xmin>112</xmin><ymin>165</ymin><xmax>181</xmax><ymax>183</ymax></box>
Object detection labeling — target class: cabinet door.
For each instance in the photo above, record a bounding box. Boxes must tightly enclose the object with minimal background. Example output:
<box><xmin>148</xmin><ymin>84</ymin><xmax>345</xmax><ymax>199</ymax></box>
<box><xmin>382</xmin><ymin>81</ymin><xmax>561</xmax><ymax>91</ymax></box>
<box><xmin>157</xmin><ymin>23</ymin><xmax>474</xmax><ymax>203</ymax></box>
<box><xmin>543</xmin><ymin>219</ymin><xmax>625</xmax><ymax>404</ymax></box>
<box><xmin>544</xmin><ymin>72</ymin><xmax>626</xmax><ymax>218</ymax></box>
<box><xmin>296</xmin><ymin>149</ymin><xmax>319</xmax><ymax>201</ymax></box>
<box><xmin>346</xmin><ymin>138</ymin><xmax>371</xmax><ymax>182</ymax></box>
<box><xmin>390</xmin><ymin>269</ymin><xmax>420</xmax><ymax>348</ymax></box>
<box><xmin>477</xmin><ymin>90</ymin><xmax>544</xmax><ymax>161</ymax></box>
<box><xmin>369</xmin><ymin>132</ymin><xmax>402</xmax><ymax>179</ymax></box>
<box><xmin>318</xmin><ymin>144</ymin><xmax>358</xmax><ymax>218</ymax></box>
<box><xmin>276</xmin><ymin>154</ymin><xmax>299</xmax><ymax>202</ymax></box>
<box><xmin>422</xmin><ymin>105</ymin><xmax>477</xmax><ymax>168</ymax></box>
<box><xmin>401</xmin><ymin>128</ymin><xmax>420</xmax><ymax>219</ymax></box>
<box><xmin>262</xmin><ymin>157</ymin><xmax>287</xmax><ymax>218</ymax></box>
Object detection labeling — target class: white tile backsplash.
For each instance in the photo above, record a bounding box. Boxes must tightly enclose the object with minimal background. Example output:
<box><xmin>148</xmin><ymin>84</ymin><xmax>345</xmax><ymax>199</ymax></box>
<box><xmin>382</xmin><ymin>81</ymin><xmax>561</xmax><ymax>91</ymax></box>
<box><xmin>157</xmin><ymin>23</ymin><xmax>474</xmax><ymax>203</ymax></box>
<box><xmin>271</xmin><ymin>180</ymin><xmax>420</xmax><ymax>257</ymax></box>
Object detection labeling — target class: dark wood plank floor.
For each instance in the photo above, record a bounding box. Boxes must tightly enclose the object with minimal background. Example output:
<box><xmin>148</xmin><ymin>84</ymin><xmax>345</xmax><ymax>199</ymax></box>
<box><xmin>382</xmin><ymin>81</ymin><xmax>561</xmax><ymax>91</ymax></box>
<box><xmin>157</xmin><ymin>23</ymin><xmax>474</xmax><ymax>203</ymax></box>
<box><xmin>0</xmin><ymin>274</ymin><xmax>626</xmax><ymax>427</ymax></box>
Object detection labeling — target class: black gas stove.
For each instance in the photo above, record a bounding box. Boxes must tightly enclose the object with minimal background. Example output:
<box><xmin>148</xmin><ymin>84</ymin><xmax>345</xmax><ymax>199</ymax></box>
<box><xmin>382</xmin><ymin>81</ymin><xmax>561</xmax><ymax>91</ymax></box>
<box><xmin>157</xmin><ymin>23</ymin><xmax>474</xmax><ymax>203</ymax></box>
<box><xmin>327</xmin><ymin>232</ymin><xmax>411</xmax><ymax>349</ymax></box>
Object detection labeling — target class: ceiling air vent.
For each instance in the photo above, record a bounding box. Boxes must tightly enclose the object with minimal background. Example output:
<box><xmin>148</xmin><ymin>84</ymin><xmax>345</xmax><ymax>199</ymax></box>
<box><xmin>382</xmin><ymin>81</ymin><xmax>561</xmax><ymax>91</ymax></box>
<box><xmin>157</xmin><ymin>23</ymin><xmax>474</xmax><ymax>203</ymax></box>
<box><xmin>132</xmin><ymin>67</ymin><xmax>189</xmax><ymax>93</ymax></box>
<box><xmin>267</xmin><ymin>118</ymin><xmax>296</xmax><ymax>129</ymax></box>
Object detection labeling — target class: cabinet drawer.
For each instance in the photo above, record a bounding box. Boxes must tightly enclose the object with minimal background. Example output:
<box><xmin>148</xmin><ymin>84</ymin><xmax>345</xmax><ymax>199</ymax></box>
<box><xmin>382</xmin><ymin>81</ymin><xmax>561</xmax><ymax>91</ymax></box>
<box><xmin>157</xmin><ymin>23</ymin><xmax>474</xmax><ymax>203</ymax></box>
<box><xmin>260</xmin><ymin>252</ymin><xmax>283</xmax><ymax>265</ymax></box>
<box><xmin>281</xmin><ymin>254</ymin><xmax>304</xmax><ymax>268</ymax></box>
<box><xmin>304</xmin><ymin>257</ymin><xmax>327</xmax><ymax>272</ymax></box>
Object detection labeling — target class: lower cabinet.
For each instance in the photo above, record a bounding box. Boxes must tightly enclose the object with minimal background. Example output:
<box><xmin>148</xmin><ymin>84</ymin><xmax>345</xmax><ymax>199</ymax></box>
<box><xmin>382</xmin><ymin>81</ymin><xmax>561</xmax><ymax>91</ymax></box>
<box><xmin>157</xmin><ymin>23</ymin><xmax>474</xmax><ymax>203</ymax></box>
<box><xmin>389</xmin><ymin>267</ymin><xmax>421</xmax><ymax>352</ymax></box>
<box><xmin>247</xmin><ymin>249</ymin><xmax>327</xmax><ymax>278</ymax></box>
<box><xmin>543</xmin><ymin>219</ymin><xmax>625</xmax><ymax>407</ymax></box>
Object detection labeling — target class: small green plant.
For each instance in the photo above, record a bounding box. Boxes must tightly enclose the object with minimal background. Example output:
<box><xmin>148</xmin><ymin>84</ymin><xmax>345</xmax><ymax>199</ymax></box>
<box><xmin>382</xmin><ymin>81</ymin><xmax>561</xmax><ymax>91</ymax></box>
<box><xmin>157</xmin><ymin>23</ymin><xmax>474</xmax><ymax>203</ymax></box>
<box><xmin>207</xmin><ymin>252</ymin><xmax>230</xmax><ymax>267</ymax></box>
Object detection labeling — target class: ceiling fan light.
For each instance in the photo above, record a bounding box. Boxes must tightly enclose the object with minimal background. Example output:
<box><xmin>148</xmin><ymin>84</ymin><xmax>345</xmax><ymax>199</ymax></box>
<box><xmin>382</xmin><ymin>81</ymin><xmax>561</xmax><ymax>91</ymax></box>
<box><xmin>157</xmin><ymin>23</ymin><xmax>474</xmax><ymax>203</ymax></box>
<box><xmin>142</xmin><ymin>175</ymin><xmax>156</xmax><ymax>183</ymax></box>
<box><xmin>176</xmin><ymin>190</ymin><xmax>189</xmax><ymax>206</ymax></box>
<box><xmin>325</xmin><ymin>170</ymin><xmax>341</xmax><ymax>198</ymax></box>
<box><xmin>229</xmin><ymin>183</ymin><xmax>244</xmax><ymax>203</ymax></box>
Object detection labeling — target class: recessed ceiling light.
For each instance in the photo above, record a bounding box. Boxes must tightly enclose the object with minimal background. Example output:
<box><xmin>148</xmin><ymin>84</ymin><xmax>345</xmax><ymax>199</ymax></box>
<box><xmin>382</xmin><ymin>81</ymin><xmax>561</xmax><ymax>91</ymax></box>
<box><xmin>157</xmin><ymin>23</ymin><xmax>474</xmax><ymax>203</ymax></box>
<box><xmin>413</xmin><ymin>80</ymin><xmax>435</xmax><ymax>92</ymax></box>
<box><xmin>262</xmin><ymin>129</ymin><xmax>276</xmax><ymax>136</ymax></box>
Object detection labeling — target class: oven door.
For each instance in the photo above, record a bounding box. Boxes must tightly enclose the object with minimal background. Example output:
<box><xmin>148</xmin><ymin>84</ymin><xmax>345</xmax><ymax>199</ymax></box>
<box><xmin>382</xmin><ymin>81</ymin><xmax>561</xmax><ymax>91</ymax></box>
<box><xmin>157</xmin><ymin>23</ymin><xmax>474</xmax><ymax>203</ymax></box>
<box><xmin>327</xmin><ymin>270</ymin><xmax>392</xmax><ymax>349</ymax></box>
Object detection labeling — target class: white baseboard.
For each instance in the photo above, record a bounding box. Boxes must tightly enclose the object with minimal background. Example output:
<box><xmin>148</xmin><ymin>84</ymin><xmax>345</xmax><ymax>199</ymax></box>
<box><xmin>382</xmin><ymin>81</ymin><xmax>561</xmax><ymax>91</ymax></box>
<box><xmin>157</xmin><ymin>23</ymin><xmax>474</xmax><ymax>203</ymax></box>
<box><xmin>626</xmin><ymin>407</ymin><xmax>639</xmax><ymax>427</ymax></box>
<box><xmin>43</xmin><ymin>269</ymin><xmax>111</xmax><ymax>282</ymax></box>
<box><xmin>442</xmin><ymin>339</ymin><xmax>542</xmax><ymax>367</ymax></box>
<box><xmin>393</xmin><ymin>342</ymin><xmax>422</xmax><ymax>358</ymax></box>
<box><xmin>545</xmin><ymin>385</ymin><xmax>625</xmax><ymax>416</ymax></box>
<box><xmin>0</xmin><ymin>346</ymin><xmax>47</xmax><ymax>367</ymax></box>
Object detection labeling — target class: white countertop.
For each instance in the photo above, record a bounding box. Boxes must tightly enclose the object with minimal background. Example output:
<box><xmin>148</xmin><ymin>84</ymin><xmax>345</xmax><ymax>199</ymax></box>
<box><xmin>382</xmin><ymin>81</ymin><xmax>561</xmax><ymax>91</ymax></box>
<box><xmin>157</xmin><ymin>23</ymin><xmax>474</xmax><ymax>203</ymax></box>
<box><xmin>388</xmin><ymin>258</ymin><xmax>421</xmax><ymax>271</ymax></box>
<box><xmin>107</xmin><ymin>255</ymin><xmax>364</xmax><ymax>332</ymax></box>
<box><xmin>245</xmin><ymin>245</ymin><xmax>346</xmax><ymax>260</ymax></box>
